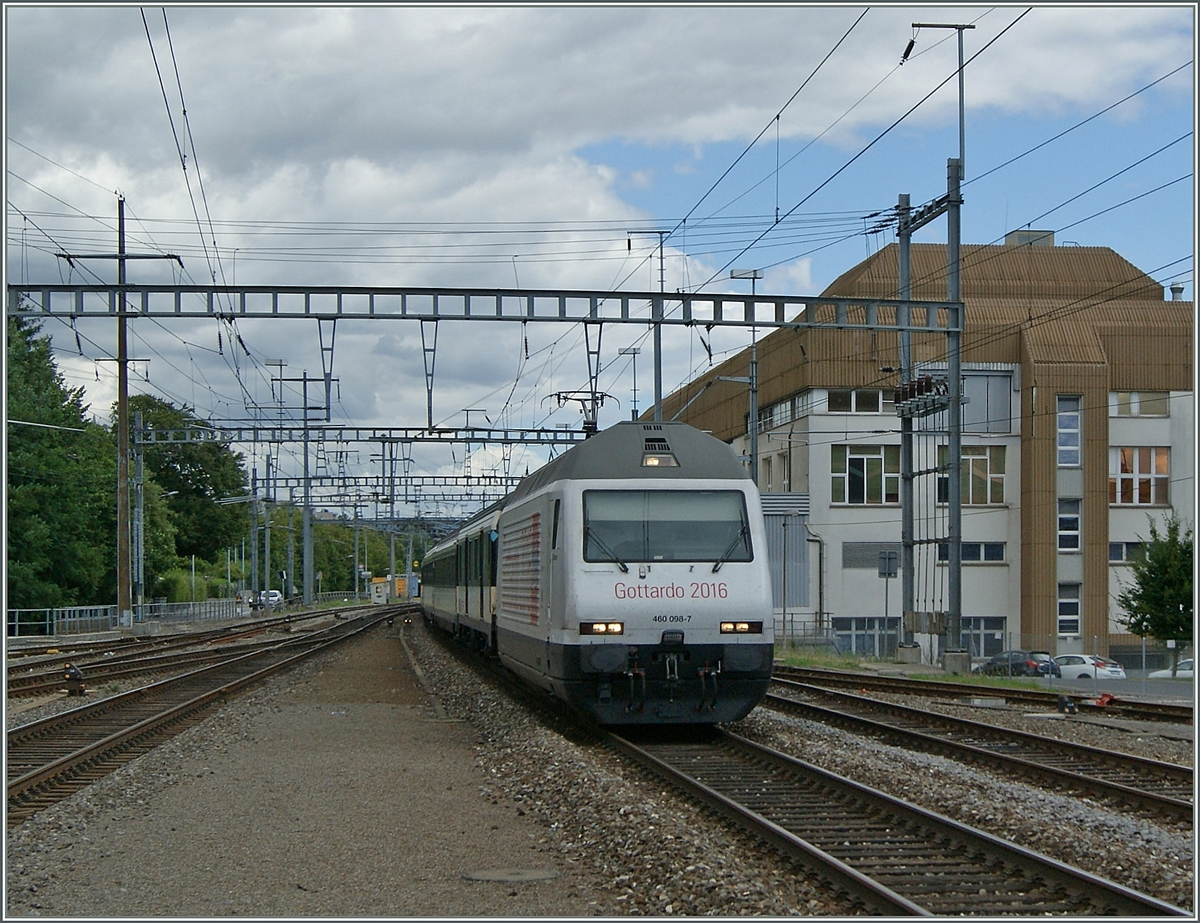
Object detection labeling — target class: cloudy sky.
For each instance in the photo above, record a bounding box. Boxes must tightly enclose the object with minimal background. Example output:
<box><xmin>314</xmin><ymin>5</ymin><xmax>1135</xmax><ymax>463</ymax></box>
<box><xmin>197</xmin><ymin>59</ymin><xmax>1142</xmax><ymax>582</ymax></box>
<box><xmin>5</xmin><ymin>4</ymin><xmax>1195</xmax><ymax>517</ymax></box>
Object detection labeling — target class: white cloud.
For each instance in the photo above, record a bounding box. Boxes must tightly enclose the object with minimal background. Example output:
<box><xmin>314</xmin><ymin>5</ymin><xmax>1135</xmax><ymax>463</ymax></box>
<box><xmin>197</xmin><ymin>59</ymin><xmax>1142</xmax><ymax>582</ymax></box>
<box><xmin>6</xmin><ymin>4</ymin><xmax>1192</xmax><ymax>517</ymax></box>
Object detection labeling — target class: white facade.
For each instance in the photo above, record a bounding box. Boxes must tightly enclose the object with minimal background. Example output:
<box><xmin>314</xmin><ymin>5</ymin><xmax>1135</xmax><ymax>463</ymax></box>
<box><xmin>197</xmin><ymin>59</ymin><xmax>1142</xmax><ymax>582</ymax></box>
<box><xmin>734</xmin><ymin>371</ymin><xmax>1194</xmax><ymax>662</ymax></box>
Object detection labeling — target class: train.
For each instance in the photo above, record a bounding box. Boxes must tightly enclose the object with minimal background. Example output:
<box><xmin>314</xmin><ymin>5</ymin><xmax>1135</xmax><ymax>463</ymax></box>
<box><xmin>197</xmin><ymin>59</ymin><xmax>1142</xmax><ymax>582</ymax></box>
<box><xmin>421</xmin><ymin>421</ymin><xmax>774</xmax><ymax>725</ymax></box>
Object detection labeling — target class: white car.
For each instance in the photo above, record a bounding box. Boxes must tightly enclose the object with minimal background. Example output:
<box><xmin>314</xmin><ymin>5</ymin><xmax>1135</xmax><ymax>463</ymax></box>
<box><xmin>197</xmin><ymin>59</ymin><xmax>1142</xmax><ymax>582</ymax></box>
<box><xmin>266</xmin><ymin>589</ymin><xmax>283</xmax><ymax>605</ymax></box>
<box><xmin>1148</xmin><ymin>658</ymin><xmax>1193</xmax><ymax>680</ymax></box>
<box><xmin>1053</xmin><ymin>654</ymin><xmax>1127</xmax><ymax>681</ymax></box>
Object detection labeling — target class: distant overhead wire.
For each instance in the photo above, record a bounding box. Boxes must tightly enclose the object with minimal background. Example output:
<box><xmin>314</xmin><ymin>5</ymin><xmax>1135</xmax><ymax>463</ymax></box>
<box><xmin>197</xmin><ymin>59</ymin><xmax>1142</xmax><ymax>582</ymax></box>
<box><xmin>692</xmin><ymin>8</ymin><xmax>1034</xmax><ymax>292</ymax></box>
<box><xmin>964</xmin><ymin>60</ymin><xmax>1194</xmax><ymax>189</ymax></box>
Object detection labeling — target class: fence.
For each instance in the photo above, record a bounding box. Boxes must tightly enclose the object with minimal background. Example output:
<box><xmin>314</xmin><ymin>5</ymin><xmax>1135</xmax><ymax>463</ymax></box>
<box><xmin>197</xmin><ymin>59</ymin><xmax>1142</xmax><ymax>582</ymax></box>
<box><xmin>138</xmin><ymin>599</ymin><xmax>241</xmax><ymax>623</ymax></box>
<box><xmin>775</xmin><ymin>619</ymin><xmax>842</xmax><ymax>655</ymax></box>
<box><xmin>8</xmin><ymin>605</ymin><xmax>119</xmax><ymax>637</ymax></box>
<box><xmin>8</xmin><ymin>598</ymin><xmax>243</xmax><ymax>637</ymax></box>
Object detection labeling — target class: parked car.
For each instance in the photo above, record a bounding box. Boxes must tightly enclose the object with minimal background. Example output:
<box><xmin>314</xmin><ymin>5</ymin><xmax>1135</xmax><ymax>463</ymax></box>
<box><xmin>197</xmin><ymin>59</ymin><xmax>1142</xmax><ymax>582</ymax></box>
<box><xmin>1053</xmin><ymin>654</ymin><xmax>1127</xmax><ymax>680</ymax></box>
<box><xmin>266</xmin><ymin>589</ymin><xmax>283</xmax><ymax>605</ymax></box>
<box><xmin>973</xmin><ymin>650</ymin><xmax>1060</xmax><ymax>677</ymax></box>
<box><xmin>1148</xmin><ymin>658</ymin><xmax>1193</xmax><ymax>680</ymax></box>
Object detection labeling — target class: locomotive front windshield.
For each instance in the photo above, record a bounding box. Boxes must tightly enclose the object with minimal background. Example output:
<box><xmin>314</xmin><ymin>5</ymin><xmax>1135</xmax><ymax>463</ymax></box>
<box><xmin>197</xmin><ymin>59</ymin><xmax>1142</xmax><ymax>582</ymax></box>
<box><xmin>582</xmin><ymin>490</ymin><xmax>752</xmax><ymax>564</ymax></box>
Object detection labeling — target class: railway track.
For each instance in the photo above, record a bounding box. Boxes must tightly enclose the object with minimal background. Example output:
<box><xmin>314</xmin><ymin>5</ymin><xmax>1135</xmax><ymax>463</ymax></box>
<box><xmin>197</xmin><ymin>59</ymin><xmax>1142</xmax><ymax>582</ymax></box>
<box><xmin>427</xmin><ymin>621</ymin><xmax>1189</xmax><ymax>914</ymax></box>
<box><xmin>5</xmin><ymin>611</ymin><xmax>353</xmax><ymax>697</ymax></box>
<box><xmin>606</xmin><ymin>727</ymin><xmax>1188</xmax><ymax>916</ymax></box>
<box><xmin>6</xmin><ymin>605</ymin><xmax>416</xmax><ymax>827</ymax></box>
<box><xmin>765</xmin><ymin>680</ymin><xmax>1194</xmax><ymax>822</ymax></box>
<box><xmin>773</xmin><ymin>664</ymin><xmax>1194</xmax><ymax>725</ymax></box>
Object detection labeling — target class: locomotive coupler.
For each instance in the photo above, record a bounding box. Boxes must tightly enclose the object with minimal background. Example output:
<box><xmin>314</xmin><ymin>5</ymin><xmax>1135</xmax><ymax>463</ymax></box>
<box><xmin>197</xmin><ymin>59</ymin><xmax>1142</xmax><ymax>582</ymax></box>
<box><xmin>625</xmin><ymin>664</ymin><xmax>646</xmax><ymax>713</ymax></box>
<box><xmin>664</xmin><ymin>653</ymin><xmax>680</xmax><ymax>702</ymax></box>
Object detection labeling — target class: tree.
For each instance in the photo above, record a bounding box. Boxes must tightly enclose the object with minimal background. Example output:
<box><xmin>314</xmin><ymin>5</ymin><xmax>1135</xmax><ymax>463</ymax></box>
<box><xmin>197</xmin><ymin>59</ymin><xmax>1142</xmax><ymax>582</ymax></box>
<box><xmin>128</xmin><ymin>395</ymin><xmax>250</xmax><ymax>564</ymax></box>
<box><xmin>1116</xmin><ymin>513</ymin><xmax>1194</xmax><ymax>673</ymax></box>
<box><xmin>6</xmin><ymin>318</ymin><xmax>114</xmax><ymax>607</ymax></box>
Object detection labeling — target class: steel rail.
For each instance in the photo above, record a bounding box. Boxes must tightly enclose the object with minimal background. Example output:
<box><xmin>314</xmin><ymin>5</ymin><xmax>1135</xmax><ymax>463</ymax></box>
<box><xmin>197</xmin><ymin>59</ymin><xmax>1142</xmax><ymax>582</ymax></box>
<box><xmin>6</xmin><ymin>611</ymin><xmax>352</xmax><ymax>695</ymax></box>
<box><xmin>772</xmin><ymin>664</ymin><xmax>1194</xmax><ymax>724</ymax></box>
<box><xmin>6</xmin><ymin>606</ymin><xmax>415</xmax><ymax>825</ymax></box>
<box><xmin>7</xmin><ymin>640</ymin><xmax>289</xmax><ymax>696</ymax></box>
<box><xmin>765</xmin><ymin>683</ymin><xmax>1193</xmax><ymax>822</ymax></box>
<box><xmin>605</xmin><ymin>728</ymin><xmax>1188</xmax><ymax>916</ymax></box>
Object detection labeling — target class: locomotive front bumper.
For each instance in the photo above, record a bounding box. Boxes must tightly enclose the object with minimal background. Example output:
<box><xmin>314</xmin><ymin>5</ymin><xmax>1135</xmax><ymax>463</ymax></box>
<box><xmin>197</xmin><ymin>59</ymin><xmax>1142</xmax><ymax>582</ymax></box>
<box><xmin>553</xmin><ymin>637</ymin><xmax>773</xmax><ymax>725</ymax></box>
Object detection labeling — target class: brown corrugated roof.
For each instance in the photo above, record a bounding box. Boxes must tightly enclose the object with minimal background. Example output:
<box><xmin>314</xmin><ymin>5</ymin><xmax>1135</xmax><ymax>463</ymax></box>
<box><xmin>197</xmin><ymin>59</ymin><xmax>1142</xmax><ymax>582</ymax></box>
<box><xmin>662</xmin><ymin>243</ymin><xmax>1192</xmax><ymax>441</ymax></box>
<box><xmin>822</xmin><ymin>243</ymin><xmax>1165</xmax><ymax>301</ymax></box>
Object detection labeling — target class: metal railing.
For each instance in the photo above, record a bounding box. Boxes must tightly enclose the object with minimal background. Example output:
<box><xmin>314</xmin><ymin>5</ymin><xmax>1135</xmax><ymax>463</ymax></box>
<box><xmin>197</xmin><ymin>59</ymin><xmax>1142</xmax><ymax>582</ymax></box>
<box><xmin>8</xmin><ymin>606</ymin><xmax>119</xmax><ymax>637</ymax></box>
<box><xmin>8</xmin><ymin>598</ymin><xmax>245</xmax><ymax>637</ymax></box>
<box><xmin>138</xmin><ymin>599</ymin><xmax>241</xmax><ymax>623</ymax></box>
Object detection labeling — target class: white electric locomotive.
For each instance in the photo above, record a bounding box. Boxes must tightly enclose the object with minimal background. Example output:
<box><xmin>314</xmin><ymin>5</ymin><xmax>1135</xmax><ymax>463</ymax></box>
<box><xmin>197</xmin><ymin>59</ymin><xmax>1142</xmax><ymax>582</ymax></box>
<box><xmin>422</xmin><ymin>421</ymin><xmax>774</xmax><ymax>725</ymax></box>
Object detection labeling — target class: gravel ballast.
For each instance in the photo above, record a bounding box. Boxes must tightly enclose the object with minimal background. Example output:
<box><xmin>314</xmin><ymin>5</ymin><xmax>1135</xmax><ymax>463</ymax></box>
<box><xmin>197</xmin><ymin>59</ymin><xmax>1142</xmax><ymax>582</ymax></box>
<box><xmin>5</xmin><ymin>618</ymin><xmax>1194</xmax><ymax>916</ymax></box>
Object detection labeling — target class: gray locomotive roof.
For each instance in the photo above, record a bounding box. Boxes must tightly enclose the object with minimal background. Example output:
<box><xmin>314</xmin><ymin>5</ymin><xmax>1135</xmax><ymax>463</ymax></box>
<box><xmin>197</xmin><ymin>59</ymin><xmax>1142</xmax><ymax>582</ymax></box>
<box><xmin>506</xmin><ymin>421</ymin><xmax>748</xmax><ymax>505</ymax></box>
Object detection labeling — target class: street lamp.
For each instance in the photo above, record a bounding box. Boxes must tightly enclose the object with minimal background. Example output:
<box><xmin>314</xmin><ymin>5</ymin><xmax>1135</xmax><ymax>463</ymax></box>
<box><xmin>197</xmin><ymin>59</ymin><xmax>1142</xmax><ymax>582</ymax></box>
<box><xmin>618</xmin><ymin>346</ymin><xmax>641</xmax><ymax>420</ymax></box>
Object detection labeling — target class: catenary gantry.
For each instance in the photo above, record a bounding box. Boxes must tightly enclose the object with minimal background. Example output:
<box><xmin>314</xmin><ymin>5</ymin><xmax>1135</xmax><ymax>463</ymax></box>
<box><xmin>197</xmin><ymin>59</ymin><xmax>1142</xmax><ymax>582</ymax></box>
<box><xmin>7</xmin><ymin>283</ymin><xmax>961</xmax><ymax>333</ymax></box>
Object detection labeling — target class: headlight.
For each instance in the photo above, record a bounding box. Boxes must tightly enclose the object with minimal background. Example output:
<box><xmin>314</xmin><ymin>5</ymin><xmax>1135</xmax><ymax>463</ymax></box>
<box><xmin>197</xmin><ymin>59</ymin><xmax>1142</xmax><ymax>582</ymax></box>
<box><xmin>580</xmin><ymin>622</ymin><xmax>624</xmax><ymax>635</ymax></box>
<box><xmin>720</xmin><ymin>621</ymin><xmax>763</xmax><ymax>634</ymax></box>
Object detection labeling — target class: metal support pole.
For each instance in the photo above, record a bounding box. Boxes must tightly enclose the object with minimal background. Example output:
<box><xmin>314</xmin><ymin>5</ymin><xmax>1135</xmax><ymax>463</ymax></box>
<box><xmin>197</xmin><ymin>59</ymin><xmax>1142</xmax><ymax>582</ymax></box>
<box><xmin>263</xmin><ymin>454</ymin><xmax>272</xmax><ymax>599</ymax></box>
<box><xmin>132</xmin><ymin>410</ymin><xmax>144</xmax><ymax>622</ymax></box>
<box><xmin>302</xmin><ymin>381</ymin><xmax>314</xmax><ymax>604</ymax></box>
<box><xmin>406</xmin><ymin>530</ymin><xmax>414</xmax><ymax>599</ymax></box>
<box><xmin>389</xmin><ymin>531</ymin><xmax>396</xmax><ymax>601</ymax></box>
<box><xmin>947</xmin><ymin>157</ymin><xmax>964</xmax><ymax>651</ymax></box>
<box><xmin>287</xmin><ymin>496</ymin><xmax>296</xmax><ymax>599</ymax></box>
<box><xmin>653</xmin><ymin>296</ymin><xmax>663</xmax><ymax>422</ymax></box>
<box><xmin>898</xmin><ymin>194</ymin><xmax>915</xmax><ymax>644</ymax></box>
<box><xmin>250</xmin><ymin>467</ymin><xmax>259</xmax><ymax>598</ymax></box>
<box><xmin>116</xmin><ymin>198</ymin><xmax>132</xmax><ymax>627</ymax></box>
<box><xmin>781</xmin><ymin>516</ymin><xmax>788</xmax><ymax>645</ymax></box>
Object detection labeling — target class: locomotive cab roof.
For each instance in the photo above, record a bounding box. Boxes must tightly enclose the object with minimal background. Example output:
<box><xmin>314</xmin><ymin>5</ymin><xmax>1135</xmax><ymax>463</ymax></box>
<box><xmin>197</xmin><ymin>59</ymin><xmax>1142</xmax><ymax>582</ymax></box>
<box><xmin>508</xmin><ymin>421</ymin><xmax>748</xmax><ymax>504</ymax></box>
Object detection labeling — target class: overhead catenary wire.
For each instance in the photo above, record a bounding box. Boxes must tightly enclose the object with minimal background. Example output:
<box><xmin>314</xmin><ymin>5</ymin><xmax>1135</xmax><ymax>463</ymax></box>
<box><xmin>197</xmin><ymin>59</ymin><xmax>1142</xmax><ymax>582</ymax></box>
<box><xmin>8</xmin><ymin>10</ymin><xmax>1189</xmax><ymax>517</ymax></box>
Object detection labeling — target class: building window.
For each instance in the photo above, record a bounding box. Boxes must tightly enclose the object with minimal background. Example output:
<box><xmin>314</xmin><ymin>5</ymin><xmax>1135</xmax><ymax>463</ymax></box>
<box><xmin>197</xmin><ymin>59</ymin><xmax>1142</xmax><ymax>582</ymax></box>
<box><xmin>1057</xmin><ymin>583</ymin><xmax>1081</xmax><ymax>635</ymax></box>
<box><xmin>831</xmin><ymin>445</ymin><xmax>900</xmax><ymax>504</ymax></box>
<box><xmin>1109</xmin><ymin>447</ymin><xmax>1169</xmax><ymax>505</ymax></box>
<box><xmin>1111</xmin><ymin>391</ymin><xmax>1169</xmax><ymax>417</ymax></box>
<box><xmin>961</xmin><ymin>615</ymin><xmax>1009</xmax><ymax>658</ymax></box>
<box><xmin>937</xmin><ymin>445</ymin><xmax>1006</xmax><ymax>504</ymax></box>
<box><xmin>827</xmin><ymin>389</ymin><xmax>894</xmax><ymax>414</ymax></box>
<box><xmin>1057</xmin><ymin>499</ymin><xmax>1081</xmax><ymax>551</ymax></box>
<box><xmin>963</xmin><ymin>373</ymin><xmax>1014</xmax><ymax>433</ymax></box>
<box><xmin>937</xmin><ymin>542</ymin><xmax>1005</xmax><ymax>563</ymax></box>
<box><xmin>761</xmin><ymin>456</ymin><xmax>773</xmax><ymax>492</ymax></box>
<box><xmin>756</xmin><ymin>400</ymin><xmax>791</xmax><ymax>433</ymax></box>
<box><xmin>1057</xmin><ymin>396</ymin><xmax>1081</xmax><ymax>467</ymax></box>
<box><xmin>1109</xmin><ymin>542</ymin><xmax>1144</xmax><ymax>563</ymax></box>
<box><xmin>831</xmin><ymin>616</ymin><xmax>900</xmax><ymax>657</ymax></box>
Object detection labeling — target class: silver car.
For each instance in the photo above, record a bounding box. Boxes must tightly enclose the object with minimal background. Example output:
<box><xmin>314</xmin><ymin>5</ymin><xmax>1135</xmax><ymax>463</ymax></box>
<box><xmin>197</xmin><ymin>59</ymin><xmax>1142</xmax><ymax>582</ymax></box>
<box><xmin>1053</xmin><ymin>654</ymin><xmax>1127</xmax><ymax>680</ymax></box>
<box><xmin>1148</xmin><ymin>658</ymin><xmax>1193</xmax><ymax>680</ymax></box>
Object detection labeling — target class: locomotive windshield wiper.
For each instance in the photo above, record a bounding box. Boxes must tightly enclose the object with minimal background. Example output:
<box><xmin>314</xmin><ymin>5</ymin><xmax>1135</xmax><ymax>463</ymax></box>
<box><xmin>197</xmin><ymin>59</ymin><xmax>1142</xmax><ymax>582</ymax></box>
<box><xmin>584</xmin><ymin>526</ymin><xmax>629</xmax><ymax>572</ymax></box>
<box><xmin>711</xmin><ymin>525</ymin><xmax>749</xmax><ymax>573</ymax></box>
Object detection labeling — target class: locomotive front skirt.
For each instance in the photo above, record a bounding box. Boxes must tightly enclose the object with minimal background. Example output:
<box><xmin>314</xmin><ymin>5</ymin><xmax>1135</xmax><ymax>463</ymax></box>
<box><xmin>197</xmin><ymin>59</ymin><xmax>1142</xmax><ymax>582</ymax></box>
<box><xmin>423</xmin><ymin>421</ymin><xmax>775</xmax><ymax>725</ymax></box>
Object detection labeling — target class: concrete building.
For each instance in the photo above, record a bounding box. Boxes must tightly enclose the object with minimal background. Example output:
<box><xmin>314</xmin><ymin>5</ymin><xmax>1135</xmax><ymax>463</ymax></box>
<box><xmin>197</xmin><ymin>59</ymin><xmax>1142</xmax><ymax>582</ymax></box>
<box><xmin>662</xmin><ymin>234</ymin><xmax>1193</xmax><ymax>666</ymax></box>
